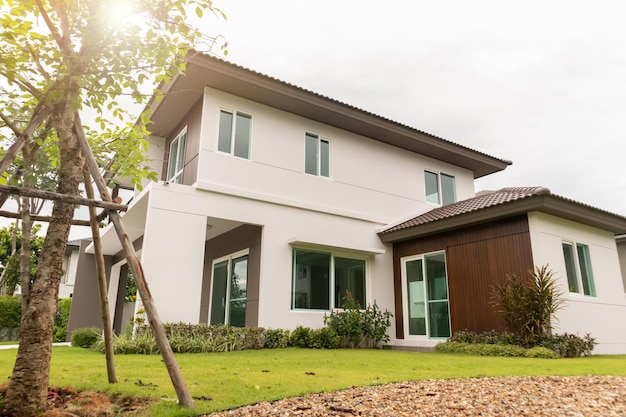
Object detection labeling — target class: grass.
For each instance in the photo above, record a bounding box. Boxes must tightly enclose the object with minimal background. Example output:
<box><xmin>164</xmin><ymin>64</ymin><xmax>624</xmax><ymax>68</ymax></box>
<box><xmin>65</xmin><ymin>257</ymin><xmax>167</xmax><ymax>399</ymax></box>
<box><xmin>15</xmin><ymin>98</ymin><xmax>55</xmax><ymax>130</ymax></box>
<box><xmin>0</xmin><ymin>346</ymin><xmax>625</xmax><ymax>416</ymax></box>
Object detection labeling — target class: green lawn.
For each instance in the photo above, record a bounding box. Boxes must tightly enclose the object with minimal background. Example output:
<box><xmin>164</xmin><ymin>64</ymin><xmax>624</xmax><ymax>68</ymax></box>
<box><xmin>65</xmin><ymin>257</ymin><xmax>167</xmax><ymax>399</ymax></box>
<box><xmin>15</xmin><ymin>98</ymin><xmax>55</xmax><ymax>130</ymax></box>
<box><xmin>0</xmin><ymin>346</ymin><xmax>625</xmax><ymax>416</ymax></box>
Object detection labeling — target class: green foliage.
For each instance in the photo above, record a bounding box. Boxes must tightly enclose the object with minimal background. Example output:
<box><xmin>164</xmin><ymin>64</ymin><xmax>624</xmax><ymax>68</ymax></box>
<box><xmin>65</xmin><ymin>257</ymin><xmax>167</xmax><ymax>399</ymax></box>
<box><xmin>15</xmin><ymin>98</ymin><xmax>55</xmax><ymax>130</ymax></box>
<box><xmin>491</xmin><ymin>265</ymin><xmax>565</xmax><ymax>339</ymax></box>
<box><xmin>524</xmin><ymin>346</ymin><xmax>559</xmax><ymax>359</ymax></box>
<box><xmin>446</xmin><ymin>330</ymin><xmax>596</xmax><ymax>358</ymax></box>
<box><xmin>0</xmin><ymin>296</ymin><xmax>21</xmax><ymax>329</ymax></box>
<box><xmin>324</xmin><ymin>292</ymin><xmax>393</xmax><ymax>348</ymax></box>
<box><xmin>263</xmin><ymin>328</ymin><xmax>291</xmax><ymax>349</ymax></box>
<box><xmin>71</xmin><ymin>327</ymin><xmax>102</xmax><ymax>349</ymax></box>
<box><xmin>435</xmin><ymin>342</ymin><xmax>528</xmax><ymax>357</ymax></box>
<box><xmin>53</xmin><ymin>298</ymin><xmax>72</xmax><ymax>342</ymax></box>
<box><xmin>0</xmin><ymin>223</ymin><xmax>45</xmax><ymax>295</ymax></box>
<box><xmin>124</xmin><ymin>273</ymin><xmax>137</xmax><ymax>302</ymax></box>
<box><xmin>288</xmin><ymin>326</ymin><xmax>312</xmax><ymax>348</ymax></box>
<box><xmin>308</xmin><ymin>327</ymin><xmax>341</xmax><ymax>349</ymax></box>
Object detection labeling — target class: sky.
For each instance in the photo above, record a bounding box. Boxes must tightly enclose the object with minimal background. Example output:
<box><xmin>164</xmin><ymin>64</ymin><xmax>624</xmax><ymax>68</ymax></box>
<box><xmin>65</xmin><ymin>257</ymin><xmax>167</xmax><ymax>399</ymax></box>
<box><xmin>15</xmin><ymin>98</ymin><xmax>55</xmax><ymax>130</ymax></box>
<box><xmin>204</xmin><ymin>0</ymin><xmax>626</xmax><ymax>215</ymax></box>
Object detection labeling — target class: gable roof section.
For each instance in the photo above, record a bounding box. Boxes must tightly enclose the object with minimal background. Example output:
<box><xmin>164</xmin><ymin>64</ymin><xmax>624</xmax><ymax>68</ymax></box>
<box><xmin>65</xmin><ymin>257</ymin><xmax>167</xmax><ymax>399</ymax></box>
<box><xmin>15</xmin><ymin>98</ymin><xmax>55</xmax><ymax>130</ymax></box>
<box><xmin>379</xmin><ymin>186</ymin><xmax>626</xmax><ymax>243</ymax></box>
<box><xmin>146</xmin><ymin>51</ymin><xmax>511</xmax><ymax>179</ymax></box>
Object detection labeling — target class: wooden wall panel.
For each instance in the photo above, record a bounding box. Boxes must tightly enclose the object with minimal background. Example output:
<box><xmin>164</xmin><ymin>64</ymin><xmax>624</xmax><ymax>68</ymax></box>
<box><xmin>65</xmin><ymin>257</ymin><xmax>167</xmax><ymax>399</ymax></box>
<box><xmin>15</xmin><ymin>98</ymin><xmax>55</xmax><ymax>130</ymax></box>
<box><xmin>393</xmin><ymin>215</ymin><xmax>535</xmax><ymax>338</ymax></box>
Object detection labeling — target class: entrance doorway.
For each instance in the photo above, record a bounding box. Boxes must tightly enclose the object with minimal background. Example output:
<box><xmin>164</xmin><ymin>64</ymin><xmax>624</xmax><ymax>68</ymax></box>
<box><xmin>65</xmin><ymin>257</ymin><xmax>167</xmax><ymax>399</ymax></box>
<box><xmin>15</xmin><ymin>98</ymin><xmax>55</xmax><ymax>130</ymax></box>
<box><xmin>209</xmin><ymin>251</ymin><xmax>249</xmax><ymax>327</ymax></box>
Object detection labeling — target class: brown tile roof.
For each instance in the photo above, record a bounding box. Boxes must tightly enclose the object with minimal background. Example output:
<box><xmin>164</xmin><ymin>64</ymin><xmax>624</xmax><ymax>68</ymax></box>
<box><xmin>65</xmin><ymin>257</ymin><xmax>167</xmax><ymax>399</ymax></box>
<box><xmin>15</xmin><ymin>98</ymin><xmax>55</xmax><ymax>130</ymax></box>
<box><xmin>380</xmin><ymin>186</ymin><xmax>553</xmax><ymax>234</ymax></box>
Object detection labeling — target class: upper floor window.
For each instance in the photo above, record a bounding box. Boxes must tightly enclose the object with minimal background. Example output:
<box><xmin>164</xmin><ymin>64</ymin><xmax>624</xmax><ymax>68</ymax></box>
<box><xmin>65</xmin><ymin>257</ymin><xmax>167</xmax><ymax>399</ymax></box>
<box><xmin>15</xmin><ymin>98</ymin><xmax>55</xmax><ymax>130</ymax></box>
<box><xmin>562</xmin><ymin>241</ymin><xmax>596</xmax><ymax>296</ymax></box>
<box><xmin>291</xmin><ymin>249</ymin><xmax>366</xmax><ymax>311</ymax></box>
<box><xmin>425</xmin><ymin>170</ymin><xmax>456</xmax><ymax>205</ymax></box>
<box><xmin>218</xmin><ymin>110</ymin><xmax>252</xmax><ymax>159</ymax></box>
<box><xmin>305</xmin><ymin>133</ymin><xmax>330</xmax><ymax>177</ymax></box>
<box><xmin>167</xmin><ymin>127</ymin><xmax>187</xmax><ymax>184</ymax></box>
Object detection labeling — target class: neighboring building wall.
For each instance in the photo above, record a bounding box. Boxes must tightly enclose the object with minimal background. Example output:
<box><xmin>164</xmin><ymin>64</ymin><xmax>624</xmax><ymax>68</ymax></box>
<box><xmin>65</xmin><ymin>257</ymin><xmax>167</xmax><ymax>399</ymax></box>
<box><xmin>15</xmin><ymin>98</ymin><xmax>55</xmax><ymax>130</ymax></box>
<box><xmin>66</xmin><ymin>241</ymin><xmax>112</xmax><ymax>339</ymax></box>
<box><xmin>527</xmin><ymin>211</ymin><xmax>626</xmax><ymax>354</ymax></box>
<box><xmin>59</xmin><ymin>246</ymin><xmax>80</xmax><ymax>298</ymax></box>
<box><xmin>162</xmin><ymin>98</ymin><xmax>203</xmax><ymax>186</ymax></box>
<box><xmin>392</xmin><ymin>215</ymin><xmax>535</xmax><ymax>341</ymax></box>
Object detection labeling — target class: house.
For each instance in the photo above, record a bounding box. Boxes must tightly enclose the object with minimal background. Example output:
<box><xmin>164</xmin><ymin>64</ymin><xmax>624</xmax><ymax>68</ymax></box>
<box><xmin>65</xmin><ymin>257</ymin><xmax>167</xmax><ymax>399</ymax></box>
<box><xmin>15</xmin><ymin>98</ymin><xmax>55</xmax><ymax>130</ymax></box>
<box><xmin>67</xmin><ymin>52</ymin><xmax>626</xmax><ymax>353</ymax></box>
<box><xmin>58</xmin><ymin>239</ymin><xmax>81</xmax><ymax>299</ymax></box>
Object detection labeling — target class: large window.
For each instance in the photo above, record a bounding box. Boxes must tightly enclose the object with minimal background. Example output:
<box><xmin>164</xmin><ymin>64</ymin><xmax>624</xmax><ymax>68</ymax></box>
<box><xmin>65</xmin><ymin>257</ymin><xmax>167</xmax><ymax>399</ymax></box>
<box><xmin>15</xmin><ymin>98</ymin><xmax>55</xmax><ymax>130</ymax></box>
<box><xmin>305</xmin><ymin>133</ymin><xmax>330</xmax><ymax>177</ymax></box>
<box><xmin>166</xmin><ymin>128</ymin><xmax>187</xmax><ymax>184</ymax></box>
<box><xmin>292</xmin><ymin>249</ymin><xmax>366</xmax><ymax>310</ymax></box>
<box><xmin>562</xmin><ymin>242</ymin><xmax>596</xmax><ymax>296</ymax></box>
<box><xmin>425</xmin><ymin>170</ymin><xmax>456</xmax><ymax>205</ymax></box>
<box><xmin>401</xmin><ymin>252</ymin><xmax>450</xmax><ymax>338</ymax></box>
<box><xmin>218</xmin><ymin>110</ymin><xmax>252</xmax><ymax>159</ymax></box>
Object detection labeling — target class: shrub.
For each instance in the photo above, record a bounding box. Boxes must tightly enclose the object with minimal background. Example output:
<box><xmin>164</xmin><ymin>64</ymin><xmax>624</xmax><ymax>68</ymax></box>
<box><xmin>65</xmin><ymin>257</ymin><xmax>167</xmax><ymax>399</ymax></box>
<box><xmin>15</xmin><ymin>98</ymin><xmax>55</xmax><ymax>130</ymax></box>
<box><xmin>71</xmin><ymin>327</ymin><xmax>101</xmax><ymax>348</ymax></box>
<box><xmin>0</xmin><ymin>296</ymin><xmax>21</xmax><ymax>329</ymax></box>
<box><xmin>524</xmin><ymin>346</ymin><xmax>558</xmax><ymax>359</ymax></box>
<box><xmin>449</xmin><ymin>329</ymin><xmax>517</xmax><ymax>346</ymax></box>
<box><xmin>309</xmin><ymin>327</ymin><xmax>341</xmax><ymax>349</ymax></box>
<box><xmin>534</xmin><ymin>333</ymin><xmax>596</xmax><ymax>358</ymax></box>
<box><xmin>53</xmin><ymin>298</ymin><xmax>72</xmax><ymax>342</ymax></box>
<box><xmin>324</xmin><ymin>292</ymin><xmax>393</xmax><ymax>348</ymax></box>
<box><xmin>264</xmin><ymin>328</ymin><xmax>291</xmax><ymax>349</ymax></box>
<box><xmin>491</xmin><ymin>265</ymin><xmax>565</xmax><ymax>339</ymax></box>
<box><xmin>435</xmin><ymin>341</ymin><xmax>527</xmax><ymax>357</ymax></box>
<box><xmin>289</xmin><ymin>326</ymin><xmax>312</xmax><ymax>348</ymax></box>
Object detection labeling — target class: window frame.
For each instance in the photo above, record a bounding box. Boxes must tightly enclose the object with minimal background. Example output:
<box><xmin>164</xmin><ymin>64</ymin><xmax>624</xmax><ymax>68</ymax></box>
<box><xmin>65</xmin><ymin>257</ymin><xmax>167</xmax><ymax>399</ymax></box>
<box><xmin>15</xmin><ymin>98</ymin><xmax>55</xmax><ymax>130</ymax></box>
<box><xmin>561</xmin><ymin>241</ymin><xmax>597</xmax><ymax>297</ymax></box>
<box><xmin>291</xmin><ymin>247</ymin><xmax>367</xmax><ymax>311</ymax></box>
<box><xmin>166</xmin><ymin>127</ymin><xmax>187</xmax><ymax>184</ymax></box>
<box><xmin>424</xmin><ymin>170</ymin><xmax>456</xmax><ymax>205</ymax></box>
<box><xmin>218</xmin><ymin>109</ymin><xmax>252</xmax><ymax>159</ymax></box>
<box><xmin>304</xmin><ymin>132</ymin><xmax>330</xmax><ymax>178</ymax></box>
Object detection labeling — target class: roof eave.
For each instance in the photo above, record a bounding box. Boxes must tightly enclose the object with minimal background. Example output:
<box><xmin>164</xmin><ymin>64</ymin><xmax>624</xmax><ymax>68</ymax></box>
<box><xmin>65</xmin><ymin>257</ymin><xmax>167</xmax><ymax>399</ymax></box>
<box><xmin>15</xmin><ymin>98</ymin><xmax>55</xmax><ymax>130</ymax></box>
<box><xmin>379</xmin><ymin>195</ymin><xmax>626</xmax><ymax>243</ymax></box>
<box><xmin>146</xmin><ymin>53</ymin><xmax>511</xmax><ymax>179</ymax></box>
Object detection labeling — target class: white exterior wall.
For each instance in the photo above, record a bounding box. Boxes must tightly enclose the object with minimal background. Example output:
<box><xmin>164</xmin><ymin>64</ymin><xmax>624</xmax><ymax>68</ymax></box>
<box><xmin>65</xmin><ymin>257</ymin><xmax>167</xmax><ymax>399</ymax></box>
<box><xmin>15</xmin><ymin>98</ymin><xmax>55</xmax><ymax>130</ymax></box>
<box><xmin>196</xmin><ymin>87</ymin><xmax>475</xmax><ymax>222</ymax></box>
<box><xmin>528</xmin><ymin>212</ymin><xmax>626</xmax><ymax>354</ymax></box>
<box><xmin>59</xmin><ymin>248</ymin><xmax>80</xmax><ymax>298</ymax></box>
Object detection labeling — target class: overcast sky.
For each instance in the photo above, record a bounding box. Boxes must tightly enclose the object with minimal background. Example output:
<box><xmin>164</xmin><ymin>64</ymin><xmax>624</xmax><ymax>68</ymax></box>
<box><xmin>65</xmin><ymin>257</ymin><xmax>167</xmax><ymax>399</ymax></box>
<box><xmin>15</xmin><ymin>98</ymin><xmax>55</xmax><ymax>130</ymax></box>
<box><xmin>208</xmin><ymin>0</ymin><xmax>626</xmax><ymax>215</ymax></box>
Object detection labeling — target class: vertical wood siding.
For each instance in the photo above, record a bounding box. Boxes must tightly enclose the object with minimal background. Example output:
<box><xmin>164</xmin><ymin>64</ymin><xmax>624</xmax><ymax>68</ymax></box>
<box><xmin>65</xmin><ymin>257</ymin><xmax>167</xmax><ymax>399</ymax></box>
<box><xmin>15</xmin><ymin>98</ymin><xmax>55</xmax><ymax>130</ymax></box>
<box><xmin>393</xmin><ymin>215</ymin><xmax>534</xmax><ymax>338</ymax></box>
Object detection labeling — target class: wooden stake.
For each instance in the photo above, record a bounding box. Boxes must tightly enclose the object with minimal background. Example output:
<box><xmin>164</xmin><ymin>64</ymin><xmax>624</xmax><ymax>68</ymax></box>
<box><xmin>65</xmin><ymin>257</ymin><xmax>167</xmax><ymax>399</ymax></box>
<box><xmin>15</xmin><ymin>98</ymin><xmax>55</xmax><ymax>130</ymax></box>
<box><xmin>0</xmin><ymin>184</ymin><xmax>128</xmax><ymax>211</ymax></box>
<box><xmin>73</xmin><ymin>114</ymin><xmax>194</xmax><ymax>408</ymax></box>
<box><xmin>83</xmin><ymin>167</ymin><xmax>117</xmax><ymax>384</ymax></box>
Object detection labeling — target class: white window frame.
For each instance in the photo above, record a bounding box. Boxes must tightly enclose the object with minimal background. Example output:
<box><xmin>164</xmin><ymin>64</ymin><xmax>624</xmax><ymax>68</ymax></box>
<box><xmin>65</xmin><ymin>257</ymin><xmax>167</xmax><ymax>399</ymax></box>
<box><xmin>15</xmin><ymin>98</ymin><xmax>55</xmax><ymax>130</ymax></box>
<box><xmin>291</xmin><ymin>247</ymin><xmax>367</xmax><ymax>311</ymax></box>
<box><xmin>562</xmin><ymin>240</ymin><xmax>597</xmax><ymax>297</ymax></box>
<box><xmin>304</xmin><ymin>132</ymin><xmax>331</xmax><ymax>178</ymax></box>
<box><xmin>217</xmin><ymin>109</ymin><xmax>252</xmax><ymax>159</ymax></box>
<box><xmin>166</xmin><ymin>127</ymin><xmax>187</xmax><ymax>184</ymax></box>
<box><xmin>400</xmin><ymin>250</ymin><xmax>451</xmax><ymax>340</ymax></box>
<box><xmin>208</xmin><ymin>249</ymin><xmax>250</xmax><ymax>326</ymax></box>
<box><xmin>425</xmin><ymin>170</ymin><xmax>456</xmax><ymax>205</ymax></box>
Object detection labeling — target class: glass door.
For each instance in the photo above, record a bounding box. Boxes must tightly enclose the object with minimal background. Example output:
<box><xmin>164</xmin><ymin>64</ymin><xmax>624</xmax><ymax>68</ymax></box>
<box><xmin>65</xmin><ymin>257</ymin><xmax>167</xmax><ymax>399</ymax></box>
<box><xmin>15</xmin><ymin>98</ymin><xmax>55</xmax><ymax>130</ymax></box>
<box><xmin>209</xmin><ymin>252</ymin><xmax>249</xmax><ymax>327</ymax></box>
<box><xmin>401</xmin><ymin>252</ymin><xmax>450</xmax><ymax>338</ymax></box>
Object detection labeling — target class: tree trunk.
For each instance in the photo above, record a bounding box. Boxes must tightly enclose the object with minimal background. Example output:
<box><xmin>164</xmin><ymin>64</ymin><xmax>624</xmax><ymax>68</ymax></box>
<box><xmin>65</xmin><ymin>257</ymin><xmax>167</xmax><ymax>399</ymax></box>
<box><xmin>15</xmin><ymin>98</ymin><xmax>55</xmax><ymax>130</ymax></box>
<box><xmin>83</xmin><ymin>167</ymin><xmax>117</xmax><ymax>384</ymax></box>
<box><xmin>5</xmin><ymin>106</ymin><xmax>85</xmax><ymax>416</ymax></box>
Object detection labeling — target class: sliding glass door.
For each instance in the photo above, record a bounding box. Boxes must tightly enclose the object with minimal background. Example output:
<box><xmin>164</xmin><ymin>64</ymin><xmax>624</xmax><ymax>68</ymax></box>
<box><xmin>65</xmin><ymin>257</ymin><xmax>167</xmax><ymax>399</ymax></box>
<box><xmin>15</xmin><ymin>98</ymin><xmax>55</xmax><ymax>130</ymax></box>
<box><xmin>210</xmin><ymin>252</ymin><xmax>249</xmax><ymax>327</ymax></box>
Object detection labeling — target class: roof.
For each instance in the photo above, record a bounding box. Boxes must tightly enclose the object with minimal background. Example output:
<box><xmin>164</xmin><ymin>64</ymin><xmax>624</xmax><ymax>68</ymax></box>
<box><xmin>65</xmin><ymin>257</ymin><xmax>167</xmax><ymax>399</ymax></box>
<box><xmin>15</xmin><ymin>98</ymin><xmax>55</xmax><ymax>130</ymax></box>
<box><xmin>145</xmin><ymin>51</ymin><xmax>511</xmax><ymax>179</ymax></box>
<box><xmin>379</xmin><ymin>186</ymin><xmax>626</xmax><ymax>243</ymax></box>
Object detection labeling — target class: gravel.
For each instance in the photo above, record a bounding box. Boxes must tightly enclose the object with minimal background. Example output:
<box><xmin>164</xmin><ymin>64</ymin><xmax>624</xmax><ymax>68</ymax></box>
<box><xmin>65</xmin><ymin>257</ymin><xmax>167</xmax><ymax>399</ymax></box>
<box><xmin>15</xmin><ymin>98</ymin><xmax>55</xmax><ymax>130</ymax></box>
<box><xmin>204</xmin><ymin>375</ymin><xmax>626</xmax><ymax>416</ymax></box>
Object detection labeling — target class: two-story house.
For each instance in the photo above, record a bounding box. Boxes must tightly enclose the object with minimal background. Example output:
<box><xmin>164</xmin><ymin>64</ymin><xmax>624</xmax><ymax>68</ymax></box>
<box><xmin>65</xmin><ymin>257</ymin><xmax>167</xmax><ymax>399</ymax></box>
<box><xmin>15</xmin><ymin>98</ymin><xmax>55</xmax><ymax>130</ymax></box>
<box><xmin>67</xmin><ymin>52</ymin><xmax>626</xmax><ymax>353</ymax></box>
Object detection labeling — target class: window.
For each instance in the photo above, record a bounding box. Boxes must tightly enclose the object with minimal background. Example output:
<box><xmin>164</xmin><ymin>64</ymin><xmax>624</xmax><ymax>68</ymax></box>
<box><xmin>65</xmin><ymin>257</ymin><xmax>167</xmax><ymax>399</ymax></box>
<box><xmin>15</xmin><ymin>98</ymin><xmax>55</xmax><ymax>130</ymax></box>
<box><xmin>291</xmin><ymin>249</ymin><xmax>366</xmax><ymax>310</ymax></box>
<box><xmin>209</xmin><ymin>251</ymin><xmax>249</xmax><ymax>327</ymax></box>
<box><xmin>166</xmin><ymin>128</ymin><xmax>187</xmax><ymax>184</ymax></box>
<box><xmin>425</xmin><ymin>170</ymin><xmax>456</xmax><ymax>205</ymax></box>
<box><xmin>218</xmin><ymin>110</ymin><xmax>252</xmax><ymax>159</ymax></box>
<box><xmin>562</xmin><ymin>242</ymin><xmax>596</xmax><ymax>296</ymax></box>
<box><xmin>305</xmin><ymin>133</ymin><xmax>330</xmax><ymax>177</ymax></box>
<box><xmin>401</xmin><ymin>251</ymin><xmax>450</xmax><ymax>338</ymax></box>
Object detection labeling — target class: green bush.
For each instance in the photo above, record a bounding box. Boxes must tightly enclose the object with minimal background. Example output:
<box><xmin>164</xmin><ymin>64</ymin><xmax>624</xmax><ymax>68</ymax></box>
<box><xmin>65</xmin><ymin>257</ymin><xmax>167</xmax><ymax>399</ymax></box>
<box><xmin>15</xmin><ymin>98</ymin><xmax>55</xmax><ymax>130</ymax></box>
<box><xmin>324</xmin><ymin>292</ymin><xmax>393</xmax><ymax>348</ymax></box>
<box><xmin>435</xmin><ymin>341</ymin><xmax>527</xmax><ymax>357</ymax></box>
<box><xmin>308</xmin><ymin>327</ymin><xmax>341</xmax><ymax>349</ymax></box>
<box><xmin>289</xmin><ymin>326</ymin><xmax>312</xmax><ymax>348</ymax></box>
<box><xmin>491</xmin><ymin>265</ymin><xmax>565</xmax><ymax>339</ymax></box>
<box><xmin>53</xmin><ymin>298</ymin><xmax>72</xmax><ymax>342</ymax></box>
<box><xmin>71</xmin><ymin>327</ymin><xmax>101</xmax><ymax>348</ymax></box>
<box><xmin>524</xmin><ymin>346</ymin><xmax>558</xmax><ymax>359</ymax></box>
<box><xmin>0</xmin><ymin>296</ymin><xmax>21</xmax><ymax>329</ymax></box>
<box><xmin>264</xmin><ymin>328</ymin><xmax>291</xmax><ymax>349</ymax></box>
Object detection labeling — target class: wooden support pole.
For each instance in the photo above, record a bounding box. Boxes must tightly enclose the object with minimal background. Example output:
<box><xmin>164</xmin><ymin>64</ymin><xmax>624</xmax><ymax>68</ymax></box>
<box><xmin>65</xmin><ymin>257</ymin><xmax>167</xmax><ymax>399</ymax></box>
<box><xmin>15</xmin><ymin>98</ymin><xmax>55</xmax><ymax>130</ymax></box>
<box><xmin>0</xmin><ymin>184</ymin><xmax>128</xmax><ymax>211</ymax></box>
<box><xmin>73</xmin><ymin>114</ymin><xmax>194</xmax><ymax>408</ymax></box>
<box><xmin>0</xmin><ymin>210</ymin><xmax>94</xmax><ymax>227</ymax></box>
<box><xmin>83</xmin><ymin>168</ymin><xmax>117</xmax><ymax>384</ymax></box>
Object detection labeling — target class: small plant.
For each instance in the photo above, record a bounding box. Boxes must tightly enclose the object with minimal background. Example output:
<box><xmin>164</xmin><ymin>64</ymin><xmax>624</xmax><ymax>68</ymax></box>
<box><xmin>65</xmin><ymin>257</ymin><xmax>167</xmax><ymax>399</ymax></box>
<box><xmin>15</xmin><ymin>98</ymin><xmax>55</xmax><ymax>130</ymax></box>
<box><xmin>524</xmin><ymin>346</ymin><xmax>559</xmax><ymax>359</ymax></box>
<box><xmin>435</xmin><ymin>341</ymin><xmax>527</xmax><ymax>357</ymax></box>
<box><xmin>324</xmin><ymin>291</ymin><xmax>393</xmax><ymax>348</ymax></box>
<box><xmin>491</xmin><ymin>265</ymin><xmax>565</xmax><ymax>339</ymax></box>
<box><xmin>289</xmin><ymin>326</ymin><xmax>312</xmax><ymax>348</ymax></box>
<box><xmin>264</xmin><ymin>328</ymin><xmax>291</xmax><ymax>349</ymax></box>
<box><xmin>70</xmin><ymin>327</ymin><xmax>101</xmax><ymax>348</ymax></box>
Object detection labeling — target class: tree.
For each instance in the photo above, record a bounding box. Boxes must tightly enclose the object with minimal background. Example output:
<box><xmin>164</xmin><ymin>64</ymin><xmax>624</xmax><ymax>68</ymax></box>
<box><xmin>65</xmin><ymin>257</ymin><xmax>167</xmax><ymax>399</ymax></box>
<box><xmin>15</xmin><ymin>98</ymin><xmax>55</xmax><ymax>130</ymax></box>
<box><xmin>0</xmin><ymin>223</ymin><xmax>44</xmax><ymax>296</ymax></box>
<box><xmin>0</xmin><ymin>1</ymin><xmax>225</xmax><ymax>415</ymax></box>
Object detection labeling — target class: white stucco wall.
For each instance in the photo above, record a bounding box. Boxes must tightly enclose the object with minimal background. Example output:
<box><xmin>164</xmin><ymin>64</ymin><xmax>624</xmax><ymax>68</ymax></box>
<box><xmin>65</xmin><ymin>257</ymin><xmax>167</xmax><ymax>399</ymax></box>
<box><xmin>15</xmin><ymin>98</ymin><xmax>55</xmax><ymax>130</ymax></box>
<box><xmin>59</xmin><ymin>248</ymin><xmax>80</xmax><ymax>298</ymax></box>
<box><xmin>528</xmin><ymin>212</ymin><xmax>626</xmax><ymax>354</ymax></box>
